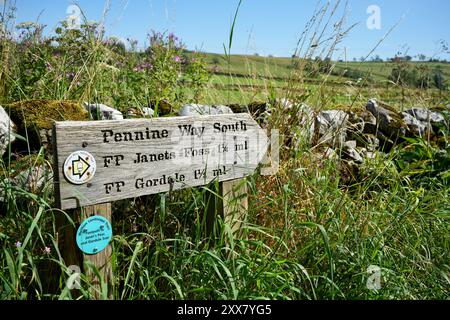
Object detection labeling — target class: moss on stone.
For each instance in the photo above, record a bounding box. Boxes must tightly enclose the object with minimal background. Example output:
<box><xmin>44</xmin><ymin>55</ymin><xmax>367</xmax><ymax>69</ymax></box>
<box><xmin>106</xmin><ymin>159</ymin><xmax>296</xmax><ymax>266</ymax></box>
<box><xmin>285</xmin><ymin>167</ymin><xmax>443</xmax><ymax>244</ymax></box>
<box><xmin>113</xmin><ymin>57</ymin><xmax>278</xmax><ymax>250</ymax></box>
<box><xmin>6</xmin><ymin>99</ymin><xmax>88</xmax><ymax>130</ymax></box>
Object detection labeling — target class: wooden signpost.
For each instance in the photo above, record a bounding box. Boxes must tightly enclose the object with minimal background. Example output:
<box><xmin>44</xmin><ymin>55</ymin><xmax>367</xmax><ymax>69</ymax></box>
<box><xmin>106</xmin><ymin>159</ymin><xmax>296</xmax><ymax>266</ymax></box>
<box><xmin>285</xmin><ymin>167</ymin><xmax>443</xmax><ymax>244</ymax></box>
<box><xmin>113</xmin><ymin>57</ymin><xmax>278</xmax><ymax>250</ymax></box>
<box><xmin>52</xmin><ymin>113</ymin><xmax>269</xmax><ymax>298</ymax></box>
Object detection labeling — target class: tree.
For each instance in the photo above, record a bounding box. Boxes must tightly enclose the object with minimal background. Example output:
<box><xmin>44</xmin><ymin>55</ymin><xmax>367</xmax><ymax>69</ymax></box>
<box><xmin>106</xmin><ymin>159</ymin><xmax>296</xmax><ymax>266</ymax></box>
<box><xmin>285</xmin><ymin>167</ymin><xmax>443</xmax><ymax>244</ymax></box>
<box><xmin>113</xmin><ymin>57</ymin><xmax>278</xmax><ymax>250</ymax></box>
<box><xmin>372</xmin><ymin>55</ymin><xmax>383</xmax><ymax>62</ymax></box>
<box><xmin>415</xmin><ymin>64</ymin><xmax>432</xmax><ymax>88</ymax></box>
<box><xmin>417</xmin><ymin>54</ymin><xmax>427</xmax><ymax>61</ymax></box>
<box><xmin>389</xmin><ymin>63</ymin><xmax>417</xmax><ymax>87</ymax></box>
<box><xmin>433</xmin><ymin>67</ymin><xmax>446</xmax><ymax>90</ymax></box>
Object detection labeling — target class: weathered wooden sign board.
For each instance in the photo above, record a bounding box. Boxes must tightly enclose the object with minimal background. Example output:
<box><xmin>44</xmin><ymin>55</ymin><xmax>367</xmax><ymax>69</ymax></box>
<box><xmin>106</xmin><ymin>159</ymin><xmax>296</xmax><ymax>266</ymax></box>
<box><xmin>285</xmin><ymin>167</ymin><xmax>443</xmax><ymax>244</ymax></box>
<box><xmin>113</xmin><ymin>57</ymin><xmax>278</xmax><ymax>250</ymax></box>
<box><xmin>53</xmin><ymin>113</ymin><xmax>269</xmax><ymax>209</ymax></box>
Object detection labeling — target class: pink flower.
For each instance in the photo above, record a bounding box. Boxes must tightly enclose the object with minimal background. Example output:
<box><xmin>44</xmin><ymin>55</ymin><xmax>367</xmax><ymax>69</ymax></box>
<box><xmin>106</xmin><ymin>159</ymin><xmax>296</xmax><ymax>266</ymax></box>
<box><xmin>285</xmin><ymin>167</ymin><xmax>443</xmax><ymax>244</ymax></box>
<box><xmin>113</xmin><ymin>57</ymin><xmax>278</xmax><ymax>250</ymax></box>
<box><xmin>15</xmin><ymin>241</ymin><xmax>22</xmax><ymax>248</ymax></box>
<box><xmin>173</xmin><ymin>56</ymin><xmax>181</xmax><ymax>63</ymax></box>
<box><xmin>43</xmin><ymin>246</ymin><xmax>51</xmax><ymax>255</ymax></box>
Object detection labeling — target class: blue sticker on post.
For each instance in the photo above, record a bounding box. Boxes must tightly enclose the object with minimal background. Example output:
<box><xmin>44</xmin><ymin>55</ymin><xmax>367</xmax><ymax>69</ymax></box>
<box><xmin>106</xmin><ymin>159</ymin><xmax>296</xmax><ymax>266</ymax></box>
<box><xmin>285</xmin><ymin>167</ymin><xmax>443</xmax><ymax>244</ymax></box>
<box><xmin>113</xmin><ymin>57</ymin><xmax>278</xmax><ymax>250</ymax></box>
<box><xmin>76</xmin><ymin>215</ymin><xmax>112</xmax><ymax>255</ymax></box>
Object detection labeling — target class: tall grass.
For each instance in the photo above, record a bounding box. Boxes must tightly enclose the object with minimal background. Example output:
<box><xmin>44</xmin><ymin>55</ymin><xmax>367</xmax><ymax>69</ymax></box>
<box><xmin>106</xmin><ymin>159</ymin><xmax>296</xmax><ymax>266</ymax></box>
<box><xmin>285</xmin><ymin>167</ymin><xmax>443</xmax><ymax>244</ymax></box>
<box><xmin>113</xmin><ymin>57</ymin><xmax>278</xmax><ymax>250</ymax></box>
<box><xmin>0</xmin><ymin>0</ymin><xmax>449</xmax><ymax>300</ymax></box>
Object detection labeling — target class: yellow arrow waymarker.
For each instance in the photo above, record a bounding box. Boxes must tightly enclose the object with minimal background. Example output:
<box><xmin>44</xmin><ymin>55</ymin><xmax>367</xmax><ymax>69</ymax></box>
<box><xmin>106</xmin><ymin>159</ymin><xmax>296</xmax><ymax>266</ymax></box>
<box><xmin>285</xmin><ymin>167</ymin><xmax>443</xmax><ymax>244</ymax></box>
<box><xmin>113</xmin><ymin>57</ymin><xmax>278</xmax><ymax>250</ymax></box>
<box><xmin>63</xmin><ymin>150</ymin><xmax>97</xmax><ymax>185</ymax></box>
<box><xmin>72</xmin><ymin>156</ymin><xmax>91</xmax><ymax>178</ymax></box>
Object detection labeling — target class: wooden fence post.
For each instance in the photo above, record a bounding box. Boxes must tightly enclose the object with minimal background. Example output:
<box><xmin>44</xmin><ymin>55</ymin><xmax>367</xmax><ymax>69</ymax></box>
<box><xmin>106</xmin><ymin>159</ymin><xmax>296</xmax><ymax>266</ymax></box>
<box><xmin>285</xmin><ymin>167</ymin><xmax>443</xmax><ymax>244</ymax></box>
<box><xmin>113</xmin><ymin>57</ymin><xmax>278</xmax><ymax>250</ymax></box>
<box><xmin>221</xmin><ymin>179</ymin><xmax>248</xmax><ymax>238</ymax></box>
<box><xmin>78</xmin><ymin>203</ymin><xmax>113</xmax><ymax>299</ymax></box>
<box><xmin>205</xmin><ymin>178</ymin><xmax>248</xmax><ymax>240</ymax></box>
<box><xmin>57</xmin><ymin>203</ymin><xmax>113</xmax><ymax>300</ymax></box>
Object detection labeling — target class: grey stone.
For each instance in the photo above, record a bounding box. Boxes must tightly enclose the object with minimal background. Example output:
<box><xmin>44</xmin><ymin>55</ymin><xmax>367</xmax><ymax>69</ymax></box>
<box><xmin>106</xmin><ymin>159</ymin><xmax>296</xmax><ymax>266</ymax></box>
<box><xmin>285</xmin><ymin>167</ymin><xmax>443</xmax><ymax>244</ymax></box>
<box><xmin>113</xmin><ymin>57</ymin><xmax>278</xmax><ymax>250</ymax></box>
<box><xmin>13</xmin><ymin>164</ymin><xmax>53</xmax><ymax>194</ymax></box>
<box><xmin>83</xmin><ymin>102</ymin><xmax>124</xmax><ymax>120</ymax></box>
<box><xmin>295</xmin><ymin>104</ymin><xmax>315</xmax><ymax>145</ymax></box>
<box><xmin>319</xmin><ymin>110</ymin><xmax>349</xmax><ymax>128</ymax></box>
<box><xmin>344</xmin><ymin>140</ymin><xmax>357</xmax><ymax>149</ymax></box>
<box><xmin>142</xmin><ymin>107</ymin><xmax>154</xmax><ymax>117</ymax></box>
<box><xmin>401</xmin><ymin>112</ymin><xmax>427</xmax><ymax>137</ymax></box>
<box><xmin>0</xmin><ymin>106</ymin><xmax>16</xmax><ymax>157</ymax></box>
<box><xmin>126</xmin><ymin>107</ymin><xmax>154</xmax><ymax>118</ymax></box>
<box><xmin>344</xmin><ymin>145</ymin><xmax>363</xmax><ymax>163</ymax></box>
<box><xmin>365</xmin><ymin>151</ymin><xmax>377</xmax><ymax>159</ymax></box>
<box><xmin>365</xmin><ymin>99</ymin><xmax>405</xmax><ymax>137</ymax></box>
<box><xmin>179</xmin><ymin>104</ymin><xmax>233</xmax><ymax>116</ymax></box>
<box><xmin>404</xmin><ymin>108</ymin><xmax>445</xmax><ymax>125</ymax></box>
<box><xmin>315</xmin><ymin>109</ymin><xmax>349</xmax><ymax>148</ymax></box>
<box><xmin>1</xmin><ymin>164</ymin><xmax>53</xmax><ymax>201</ymax></box>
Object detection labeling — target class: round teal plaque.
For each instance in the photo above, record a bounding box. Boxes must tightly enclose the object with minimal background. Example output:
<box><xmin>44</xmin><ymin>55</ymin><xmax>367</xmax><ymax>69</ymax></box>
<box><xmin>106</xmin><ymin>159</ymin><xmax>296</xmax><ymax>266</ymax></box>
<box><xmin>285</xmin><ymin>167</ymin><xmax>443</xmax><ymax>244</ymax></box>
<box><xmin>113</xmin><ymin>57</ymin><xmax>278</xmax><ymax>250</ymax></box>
<box><xmin>76</xmin><ymin>215</ymin><xmax>112</xmax><ymax>255</ymax></box>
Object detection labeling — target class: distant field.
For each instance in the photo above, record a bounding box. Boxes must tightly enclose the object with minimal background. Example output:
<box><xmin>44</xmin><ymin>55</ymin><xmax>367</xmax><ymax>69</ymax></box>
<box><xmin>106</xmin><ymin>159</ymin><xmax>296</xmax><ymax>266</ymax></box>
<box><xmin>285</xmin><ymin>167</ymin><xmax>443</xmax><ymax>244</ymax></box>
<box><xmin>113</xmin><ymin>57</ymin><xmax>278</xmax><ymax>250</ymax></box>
<box><xmin>190</xmin><ymin>52</ymin><xmax>450</xmax><ymax>109</ymax></box>
<box><xmin>198</xmin><ymin>52</ymin><xmax>450</xmax><ymax>84</ymax></box>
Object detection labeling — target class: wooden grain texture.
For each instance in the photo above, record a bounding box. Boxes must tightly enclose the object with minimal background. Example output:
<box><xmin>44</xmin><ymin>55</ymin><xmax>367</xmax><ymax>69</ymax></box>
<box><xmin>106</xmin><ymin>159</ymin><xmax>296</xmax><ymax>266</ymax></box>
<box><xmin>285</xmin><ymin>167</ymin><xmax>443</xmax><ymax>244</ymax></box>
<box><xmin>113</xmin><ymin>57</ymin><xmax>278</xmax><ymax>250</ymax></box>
<box><xmin>222</xmin><ymin>179</ymin><xmax>248</xmax><ymax>237</ymax></box>
<box><xmin>79</xmin><ymin>203</ymin><xmax>113</xmax><ymax>300</ymax></box>
<box><xmin>53</xmin><ymin>113</ymin><xmax>268</xmax><ymax>209</ymax></box>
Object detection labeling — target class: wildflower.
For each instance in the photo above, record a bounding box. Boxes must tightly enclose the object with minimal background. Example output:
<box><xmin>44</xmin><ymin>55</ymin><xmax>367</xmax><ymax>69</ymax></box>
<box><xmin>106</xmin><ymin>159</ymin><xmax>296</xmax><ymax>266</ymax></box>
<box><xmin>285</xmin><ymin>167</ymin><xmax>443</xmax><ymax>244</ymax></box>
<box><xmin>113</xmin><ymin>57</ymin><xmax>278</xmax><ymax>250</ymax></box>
<box><xmin>133</xmin><ymin>64</ymin><xmax>145</xmax><ymax>72</ymax></box>
<box><xmin>44</xmin><ymin>246</ymin><xmax>51</xmax><ymax>254</ymax></box>
<box><xmin>15</xmin><ymin>241</ymin><xmax>22</xmax><ymax>248</ymax></box>
<box><xmin>173</xmin><ymin>56</ymin><xmax>181</xmax><ymax>63</ymax></box>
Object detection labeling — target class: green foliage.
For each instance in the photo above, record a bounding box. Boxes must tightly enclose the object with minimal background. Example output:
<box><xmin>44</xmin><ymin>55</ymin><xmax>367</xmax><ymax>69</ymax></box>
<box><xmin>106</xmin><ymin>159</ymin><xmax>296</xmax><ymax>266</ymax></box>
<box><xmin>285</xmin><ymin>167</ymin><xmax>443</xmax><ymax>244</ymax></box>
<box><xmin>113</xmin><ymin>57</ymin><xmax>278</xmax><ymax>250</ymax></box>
<box><xmin>2</xmin><ymin>23</ymin><xmax>210</xmax><ymax>112</ymax></box>
<box><xmin>183</xmin><ymin>52</ymin><xmax>211</xmax><ymax>103</ymax></box>
<box><xmin>144</xmin><ymin>31</ymin><xmax>184</xmax><ymax>105</ymax></box>
<box><xmin>433</xmin><ymin>67</ymin><xmax>447</xmax><ymax>90</ymax></box>
<box><xmin>395</xmin><ymin>137</ymin><xmax>450</xmax><ymax>185</ymax></box>
<box><xmin>388</xmin><ymin>61</ymin><xmax>448</xmax><ymax>90</ymax></box>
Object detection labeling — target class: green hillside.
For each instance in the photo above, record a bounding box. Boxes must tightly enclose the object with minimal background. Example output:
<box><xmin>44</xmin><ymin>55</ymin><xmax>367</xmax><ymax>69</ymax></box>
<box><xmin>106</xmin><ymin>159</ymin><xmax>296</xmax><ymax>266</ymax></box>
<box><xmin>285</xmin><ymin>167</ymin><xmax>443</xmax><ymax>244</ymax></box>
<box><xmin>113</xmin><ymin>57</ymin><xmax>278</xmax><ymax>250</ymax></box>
<box><xmin>196</xmin><ymin>52</ymin><xmax>450</xmax><ymax>85</ymax></box>
<box><xmin>189</xmin><ymin>52</ymin><xmax>449</xmax><ymax>108</ymax></box>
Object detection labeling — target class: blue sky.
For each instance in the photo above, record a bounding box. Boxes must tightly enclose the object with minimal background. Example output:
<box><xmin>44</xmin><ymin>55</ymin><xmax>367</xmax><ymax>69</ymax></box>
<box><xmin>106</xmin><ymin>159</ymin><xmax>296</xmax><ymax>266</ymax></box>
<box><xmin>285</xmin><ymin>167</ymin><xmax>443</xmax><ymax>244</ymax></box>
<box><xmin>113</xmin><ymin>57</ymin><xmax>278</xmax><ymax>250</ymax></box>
<box><xmin>13</xmin><ymin>0</ymin><xmax>450</xmax><ymax>60</ymax></box>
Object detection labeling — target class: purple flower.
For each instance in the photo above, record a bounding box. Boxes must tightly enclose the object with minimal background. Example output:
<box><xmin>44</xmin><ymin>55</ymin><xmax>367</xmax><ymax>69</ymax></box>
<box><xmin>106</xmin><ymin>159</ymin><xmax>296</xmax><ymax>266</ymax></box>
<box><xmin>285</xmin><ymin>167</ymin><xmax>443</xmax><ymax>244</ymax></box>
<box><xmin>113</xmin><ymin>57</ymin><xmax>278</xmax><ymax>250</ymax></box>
<box><xmin>15</xmin><ymin>241</ymin><xmax>22</xmax><ymax>248</ymax></box>
<box><xmin>43</xmin><ymin>246</ymin><xmax>51</xmax><ymax>255</ymax></box>
<box><xmin>173</xmin><ymin>56</ymin><xmax>181</xmax><ymax>63</ymax></box>
<box><xmin>133</xmin><ymin>64</ymin><xmax>145</xmax><ymax>72</ymax></box>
